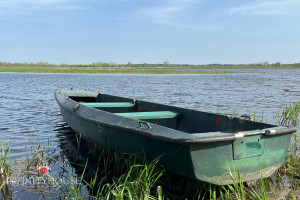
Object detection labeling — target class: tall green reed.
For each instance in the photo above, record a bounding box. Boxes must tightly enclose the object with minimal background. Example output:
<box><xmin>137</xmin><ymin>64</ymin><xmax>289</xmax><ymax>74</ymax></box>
<box><xmin>276</xmin><ymin>100</ymin><xmax>300</xmax><ymax>126</ymax></box>
<box><xmin>0</xmin><ymin>140</ymin><xmax>13</xmax><ymax>189</ymax></box>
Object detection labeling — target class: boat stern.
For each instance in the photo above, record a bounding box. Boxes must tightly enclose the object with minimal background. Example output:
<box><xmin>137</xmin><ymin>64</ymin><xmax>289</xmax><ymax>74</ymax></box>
<box><xmin>189</xmin><ymin>129</ymin><xmax>294</xmax><ymax>185</ymax></box>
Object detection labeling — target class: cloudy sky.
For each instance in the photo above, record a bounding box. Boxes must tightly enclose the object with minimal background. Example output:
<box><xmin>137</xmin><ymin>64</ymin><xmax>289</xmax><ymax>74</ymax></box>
<box><xmin>0</xmin><ymin>0</ymin><xmax>299</xmax><ymax>64</ymax></box>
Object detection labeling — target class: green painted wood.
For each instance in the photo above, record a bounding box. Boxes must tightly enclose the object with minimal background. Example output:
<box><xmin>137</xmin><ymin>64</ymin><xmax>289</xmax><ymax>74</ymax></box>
<box><xmin>115</xmin><ymin>111</ymin><xmax>180</xmax><ymax>120</ymax></box>
<box><xmin>233</xmin><ymin>135</ymin><xmax>265</xmax><ymax>159</ymax></box>
<box><xmin>80</xmin><ymin>102</ymin><xmax>134</xmax><ymax>108</ymax></box>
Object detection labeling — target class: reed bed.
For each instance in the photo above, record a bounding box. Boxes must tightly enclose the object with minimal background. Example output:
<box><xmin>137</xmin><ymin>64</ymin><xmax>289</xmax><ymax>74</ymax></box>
<box><xmin>0</xmin><ymin>133</ymin><xmax>299</xmax><ymax>199</ymax></box>
<box><xmin>0</xmin><ymin>102</ymin><xmax>299</xmax><ymax>199</ymax></box>
<box><xmin>1</xmin><ymin>62</ymin><xmax>300</xmax><ymax>69</ymax></box>
<box><xmin>0</xmin><ymin>67</ymin><xmax>234</xmax><ymax>74</ymax></box>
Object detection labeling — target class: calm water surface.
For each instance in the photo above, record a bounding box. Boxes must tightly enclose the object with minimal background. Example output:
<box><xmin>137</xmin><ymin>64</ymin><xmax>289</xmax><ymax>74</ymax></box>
<box><xmin>0</xmin><ymin>69</ymin><xmax>299</xmax><ymax>198</ymax></box>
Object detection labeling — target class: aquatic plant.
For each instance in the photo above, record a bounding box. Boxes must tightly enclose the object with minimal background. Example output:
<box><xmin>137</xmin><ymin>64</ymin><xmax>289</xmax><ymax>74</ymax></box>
<box><xmin>65</xmin><ymin>134</ymin><xmax>287</xmax><ymax>200</ymax></box>
<box><xmin>0</xmin><ymin>140</ymin><xmax>13</xmax><ymax>189</ymax></box>
<box><xmin>0</xmin><ymin>131</ymin><xmax>297</xmax><ymax>199</ymax></box>
<box><xmin>280</xmin><ymin>134</ymin><xmax>300</xmax><ymax>185</ymax></box>
<box><xmin>76</xmin><ymin>133</ymin><xmax>82</xmax><ymax>151</ymax></box>
<box><xmin>251</xmin><ymin>111</ymin><xmax>264</xmax><ymax>123</ymax></box>
<box><xmin>0</xmin><ymin>140</ymin><xmax>15</xmax><ymax>200</ymax></box>
<box><xmin>275</xmin><ymin>100</ymin><xmax>300</xmax><ymax>126</ymax></box>
<box><xmin>65</xmin><ymin>161</ymin><xmax>88</xmax><ymax>200</ymax></box>
<box><xmin>100</xmin><ymin>159</ymin><xmax>164</xmax><ymax>199</ymax></box>
<box><xmin>25</xmin><ymin>138</ymin><xmax>50</xmax><ymax>172</ymax></box>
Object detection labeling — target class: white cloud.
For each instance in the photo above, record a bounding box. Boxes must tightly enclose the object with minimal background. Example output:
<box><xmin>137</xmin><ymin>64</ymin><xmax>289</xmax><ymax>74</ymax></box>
<box><xmin>135</xmin><ymin>0</ymin><xmax>218</xmax><ymax>30</ymax></box>
<box><xmin>230</xmin><ymin>0</ymin><xmax>300</xmax><ymax>16</ymax></box>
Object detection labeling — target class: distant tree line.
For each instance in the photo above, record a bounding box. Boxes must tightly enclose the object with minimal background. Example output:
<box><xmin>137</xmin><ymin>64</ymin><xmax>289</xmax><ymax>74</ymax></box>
<box><xmin>1</xmin><ymin>61</ymin><xmax>300</xmax><ymax>68</ymax></box>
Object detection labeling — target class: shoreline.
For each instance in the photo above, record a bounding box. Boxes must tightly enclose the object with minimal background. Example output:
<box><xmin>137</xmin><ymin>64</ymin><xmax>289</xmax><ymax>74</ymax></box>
<box><xmin>1</xmin><ymin>63</ymin><xmax>300</xmax><ymax>74</ymax></box>
<box><xmin>0</xmin><ymin>67</ymin><xmax>235</xmax><ymax>74</ymax></box>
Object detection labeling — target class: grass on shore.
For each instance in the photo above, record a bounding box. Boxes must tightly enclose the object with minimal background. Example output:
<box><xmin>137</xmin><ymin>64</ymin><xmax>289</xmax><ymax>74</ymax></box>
<box><xmin>0</xmin><ymin>131</ymin><xmax>299</xmax><ymax>199</ymax></box>
<box><xmin>1</xmin><ymin>131</ymin><xmax>298</xmax><ymax>200</ymax></box>
<box><xmin>2</xmin><ymin>61</ymin><xmax>300</xmax><ymax>74</ymax></box>
<box><xmin>1</xmin><ymin>62</ymin><xmax>300</xmax><ymax>69</ymax></box>
<box><xmin>0</xmin><ymin>67</ymin><xmax>235</xmax><ymax>74</ymax></box>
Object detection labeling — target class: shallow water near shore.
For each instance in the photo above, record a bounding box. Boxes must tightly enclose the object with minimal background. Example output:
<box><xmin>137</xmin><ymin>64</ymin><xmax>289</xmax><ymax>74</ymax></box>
<box><xmin>0</xmin><ymin>69</ymin><xmax>299</xmax><ymax>198</ymax></box>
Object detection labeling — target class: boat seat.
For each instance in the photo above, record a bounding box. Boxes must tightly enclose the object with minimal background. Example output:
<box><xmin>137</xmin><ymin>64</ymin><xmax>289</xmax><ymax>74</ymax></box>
<box><xmin>80</xmin><ymin>102</ymin><xmax>134</xmax><ymax>108</ymax></box>
<box><xmin>115</xmin><ymin>111</ymin><xmax>180</xmax><ymax>120</ymax></box>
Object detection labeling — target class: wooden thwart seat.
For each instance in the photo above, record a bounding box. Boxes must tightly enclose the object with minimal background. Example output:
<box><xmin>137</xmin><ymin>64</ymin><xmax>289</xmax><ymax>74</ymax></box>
<box><xmin>115</xmin><ymin>111</ymin><xmax>180</xmax><ymax>120</ymax></box>
<box><xmin>80</xmin><ymin>102</ymin><xmax>134</xmax><ymax>108</ymax></box>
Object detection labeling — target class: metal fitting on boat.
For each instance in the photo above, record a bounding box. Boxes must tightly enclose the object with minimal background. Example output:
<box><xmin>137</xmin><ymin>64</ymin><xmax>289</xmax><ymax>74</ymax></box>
<box><xmin>264</xmin><ymin>129</ymin><xmax>276</xmax><ymax>135</ymax></box>
<box><xmin>73</xmin><ymin>103</ymin><xmax>80</xmax><ymax>111</ymax></box>
<box><xmin>235</xmin><ymin>133</ymin><xmax>244</xmax><ymax>139</ymax></box>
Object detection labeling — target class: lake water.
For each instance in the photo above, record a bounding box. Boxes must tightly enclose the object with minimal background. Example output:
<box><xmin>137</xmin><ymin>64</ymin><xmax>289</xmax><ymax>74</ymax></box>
<box><xmin>0</xmin><ymin>69</ymin><xmax>299</xmax><ymax>198</ymax></box>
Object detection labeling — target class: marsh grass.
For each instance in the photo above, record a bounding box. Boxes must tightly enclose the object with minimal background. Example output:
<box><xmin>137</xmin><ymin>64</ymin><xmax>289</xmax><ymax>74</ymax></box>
<box><xmin>275</xmin><ymin>100</ymin><xmax>300</xmax><ymax>126</ymax></box>
<box><xmin>251</xmin><ymin>111</ymin><xmax>265</xmax><ymax>123</ymax></box>
<box><xmin>76</xmin><ymin>134</ymin><xmax>82</xmax><ymax>152</ymax></box>
<box><xmin>63</xmin><ymin>161</ymin><xmax>88</xmax><ymax>200</ymax></box>
<box><xmin>1</xmin><ymin>61</ymin><xmax>300</xmax><ymax>69</ymax></box>
<box><xmin>0</xmin><ymin>140</ymin><xmax>20</xmax><ymax>199</ymax></box>
<box><xmin>216</xmin><ymin>170</ymin><xmax>279</xmax><ymax>200</ymax></box>
<box><xmin>100</xmin><ymin>159</ymin><xmax>164</xmax><ymax>199</ymax></box>
<box><xmin>0</xmin><ymin>140</ymin><xmax>15</xmax><ymax>200</ymax></box>
<box><xmin>0</xmin><ymin>140</ymin><xmax>12</xmax><ymax>188</ymax></box>
<box><xmin>56</xmin><ymin>136</ymin><xmax>166</xmax><ymax>199</ymax></box>
<box><xmin>60</xmin><ymin>133</ymin><xmax>290</xmax><ymax>200</ymax></box>
<box><xmin>25</xmin><ymin>138</ymin><xmax>50</xmax><ymax>172</ymax></box>
<box><xmin>78</xmin><ymin>137</ymin><xmax>165</xmax><ymax>198</ymax></box>
<box><xmin>279</xmin><ymin>134</ymin><xmax>300</xmax><ymax>189</ymax></box>
<box><xmin>0</xmin><ymin>67</ymin><xmax>235</xmax><ymax>74</ymax></box>
<box><xmin>274</xmin><ymin>101</ymin><xmax>300</xmax><ymax>199</ymax></box>
<box><xmin>1</xmin><ymin>131</ymin><xmax>298</xmax><ymax>200</ymax></box>
<box><xmin>224</xmin><ymin>111</ymin><xmax>265</xmax><ymax>123</ymax></box>
<box><xmin>276</xmin><ymin>101</ymin><xmax>300</xmax><ymax>176</ymax></box>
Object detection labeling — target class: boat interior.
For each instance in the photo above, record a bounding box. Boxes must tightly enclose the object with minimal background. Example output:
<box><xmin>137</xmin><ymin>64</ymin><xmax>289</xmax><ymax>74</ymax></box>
<box><xmin>69</xmin><ymin>94</ymin><xmax>275</xmax><ymax>134</ymax></box>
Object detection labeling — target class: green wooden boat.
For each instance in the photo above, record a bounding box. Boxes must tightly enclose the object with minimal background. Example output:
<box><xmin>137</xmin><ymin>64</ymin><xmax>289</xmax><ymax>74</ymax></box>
<box><xmin>55</xmin><ymin>89</ymin><xmax>296</xmax><ymax>185</ymax></box>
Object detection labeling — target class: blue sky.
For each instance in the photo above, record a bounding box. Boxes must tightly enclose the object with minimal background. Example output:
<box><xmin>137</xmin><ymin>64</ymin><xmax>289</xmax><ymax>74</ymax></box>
<box><xmin>0</xmin><ymin>0</ymin><xmax>299</xmax><ymax>64</ymax></box>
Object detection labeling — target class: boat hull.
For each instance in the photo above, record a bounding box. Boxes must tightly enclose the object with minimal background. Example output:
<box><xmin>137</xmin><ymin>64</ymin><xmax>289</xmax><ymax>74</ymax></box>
<box><xmin>55</xmin><ymin>89</ymin><xmax>295</xmax><ymax>185</ymax></box>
